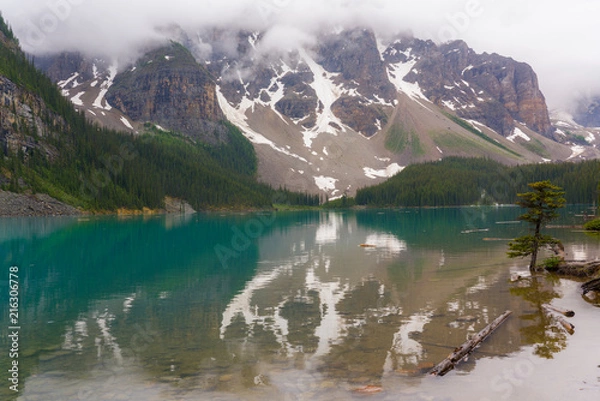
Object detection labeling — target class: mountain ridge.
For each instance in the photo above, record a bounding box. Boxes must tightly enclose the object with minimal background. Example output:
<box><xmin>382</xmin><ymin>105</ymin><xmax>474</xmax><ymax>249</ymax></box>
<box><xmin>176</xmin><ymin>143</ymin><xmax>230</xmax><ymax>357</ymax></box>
<box><xmin>33</xmin><ymin>26</ymin><xmax>600</xmax><ymax>197</ymax></box>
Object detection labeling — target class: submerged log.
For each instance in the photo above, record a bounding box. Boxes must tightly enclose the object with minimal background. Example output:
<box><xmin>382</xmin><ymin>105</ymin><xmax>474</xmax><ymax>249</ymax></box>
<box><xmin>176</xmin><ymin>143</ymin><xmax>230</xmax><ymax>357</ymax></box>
<box><xmin>582</xmin><ymin>277</ymin><xmax>600</xmax><ymax>294</ymax></box>
<box><xmin>429</xmin><ymin>310</ymin><xmax>512</xmax><ymax>377</ymax></box>
<box><xmin>542</xmin><ymin>304</ymin><xmax>575</xmax><ymax>317</ymax></box>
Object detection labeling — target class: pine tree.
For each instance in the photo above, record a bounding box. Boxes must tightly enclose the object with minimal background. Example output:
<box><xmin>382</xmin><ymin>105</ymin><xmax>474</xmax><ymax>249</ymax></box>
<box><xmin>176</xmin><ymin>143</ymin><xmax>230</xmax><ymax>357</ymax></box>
<box><xmin>507</xmin><ymin>180</ymin><xmax>566</xmax><ymax>271</ymax></box>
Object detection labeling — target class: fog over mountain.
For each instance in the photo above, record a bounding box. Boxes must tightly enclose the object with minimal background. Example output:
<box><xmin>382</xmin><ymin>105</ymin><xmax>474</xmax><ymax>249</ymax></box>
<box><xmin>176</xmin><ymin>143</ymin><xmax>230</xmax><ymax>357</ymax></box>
<box><xmin>2</xmin><ymin>0</ymin><xmax>599</xmax><ymax>110</ymax></box>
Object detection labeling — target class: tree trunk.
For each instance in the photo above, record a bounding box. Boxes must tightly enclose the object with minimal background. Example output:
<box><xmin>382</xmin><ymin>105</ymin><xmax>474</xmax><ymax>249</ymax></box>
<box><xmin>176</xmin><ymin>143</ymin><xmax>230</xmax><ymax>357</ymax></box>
<box><xmin>529</xmin><ymin>221</ymin><xmax>542</xmax><ymax>271</ymax></box>
<box><xmin>429</xmin><ymin>310</ymin><xmax>512</xmax><ymax>377</ymax></box>
<box><xmin>529</xmin><ymin>245</ymin><xmax>538</xmax><ymax>271</ymax></box>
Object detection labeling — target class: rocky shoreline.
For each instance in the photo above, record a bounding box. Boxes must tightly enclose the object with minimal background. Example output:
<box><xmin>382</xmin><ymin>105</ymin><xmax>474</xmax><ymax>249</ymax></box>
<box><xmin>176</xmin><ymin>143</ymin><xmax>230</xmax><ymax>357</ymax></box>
<box><xmin>0</xmin><ymin>191</ymin><xmax>200</xmax><ymax>217</ymax></box>
<box><xmin>0</xmin><ymin>190</ymin><xmax>82</xmax><ymax>217</ymax></box>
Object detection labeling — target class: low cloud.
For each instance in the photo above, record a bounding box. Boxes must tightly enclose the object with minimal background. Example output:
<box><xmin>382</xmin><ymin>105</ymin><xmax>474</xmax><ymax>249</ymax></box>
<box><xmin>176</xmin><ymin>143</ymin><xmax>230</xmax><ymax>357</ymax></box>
<box><xmin>2</xmin><ymin>0</ymin><xmax>599</xmax><ymax>110</ymax></box>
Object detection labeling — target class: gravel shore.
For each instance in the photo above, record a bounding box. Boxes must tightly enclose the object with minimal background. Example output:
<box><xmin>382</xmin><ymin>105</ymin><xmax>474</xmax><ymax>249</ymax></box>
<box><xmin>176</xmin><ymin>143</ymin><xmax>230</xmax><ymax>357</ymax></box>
<box><xmin>0</xmin><ymin>190</ymin><xmax>82</xmax><ymax>216</ymax></box>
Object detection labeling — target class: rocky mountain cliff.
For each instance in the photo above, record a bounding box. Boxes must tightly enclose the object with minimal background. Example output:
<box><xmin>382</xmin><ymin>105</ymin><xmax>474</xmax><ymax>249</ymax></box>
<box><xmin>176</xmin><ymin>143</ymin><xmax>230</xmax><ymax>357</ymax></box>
<box><xmin>107</xmin><ymin>42</ymin><xmax>227</xmax><ymax>144</ymax></box>
<box><xmin>35</xmin><ymin>27</ymin><xmax>600</xmax><ymax>197</ymax></box>
<box><xmin>38</xmin><ymin>43</ymin><xmax>227</xmax><ymax>144</ymax></box>
<box><xmin>0</xmin><ymin>75</ymin><xmax>63</xmax><ymax>168</ymax></box>
<box><xmin>212</xmin><ymin>29</ymin><xmax>554</xmax><ymax>141</ymax></box>
<box><xmin>0</xmin><ymin>27</ymin><xmax>63</xmax><ymax>165</ymax></box>
<box><xmin>388</xmin><ymin>38</ymin><xmax>553</xmax><ymax>137</ymax></box>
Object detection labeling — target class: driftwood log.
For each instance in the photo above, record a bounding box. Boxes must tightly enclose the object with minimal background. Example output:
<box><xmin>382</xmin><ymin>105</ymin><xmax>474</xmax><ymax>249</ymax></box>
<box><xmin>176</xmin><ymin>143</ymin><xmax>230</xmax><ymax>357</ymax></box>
<box><xmin>541</xmin><ymin>304</ymin><xmax>575</xmax><ymax>317</ymax></box>
<box><xmin>541</xmin><ymin>304</ymin><xmax>575</xmax><ymax>335</ymax></box>
<box><xmin>429</xmin><ymin>310</ymin><xmax>512</xmax><ymax>377</ymax></box>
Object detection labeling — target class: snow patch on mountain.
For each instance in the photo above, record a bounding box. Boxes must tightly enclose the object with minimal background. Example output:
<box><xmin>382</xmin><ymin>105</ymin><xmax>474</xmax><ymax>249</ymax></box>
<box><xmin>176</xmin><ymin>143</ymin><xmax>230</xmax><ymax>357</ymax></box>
<box><xmin>299</xmin><ymin>49</ymin><xmax>346</xmax><ymax>148</ymax></box>
<box><xmin>375</xmin><ymin>36</ymin><xmax>387</xmax><ymax>62</ymax></box>
<box><xmin>584</xmin><ymin>131</ymin><xmax>596</xmax><ymax>143</ymax></box>
<box><xmin>250</xmin><ymin>63</ymin><xmax>293</xmax><ymax>124</ymax></box>
<box><xmin>363</xmin><ymin>163</ymin><xmax>404</xmax><ymax>179</ymax></box>
<box><xmin>442</xmin><ymin>100</ymin><xmax>456</xmax><ymax>111</ymax></box>
<box><xmin>461</xmin><ymin>65</ymin><xmax>474</xmax><ymax>75</ymax></box>
<box><xmin>568</xmin><ymin>145</ymin><xmax>586</xmax><ymax>160</ymax></box>
<box><xmin>507</xmin><ymin>127</ymin><xmax>531</xmax><ymax>143</ymax></box>
<box><xmin>71</xmin><ymin>91</ymin><xmax>85</xmax><ymax>106</ymax></box>
<box><xmin>387</xmin><ymin>58</ymin><xmax>429</xmax><ymax>106</ymax></box>
<box><xmin>120</xmin><ymin>116</ymin><xmax>134</xmax><ymax>130</ymax></box>
<box><xmin>314</xmin><ymin>176</ymin><xmax>338</xmax><ymax>194</ymax></box>
<box><xmin>216</xmin><ymin>87</ymin><xmax>308</xmax><ymax>163</ymax></box>
<box><xmin>467</xmin><ymin>119</ymin><xmax>499</xmax><ymax>135</ymax></box>
<box><xmin>92</xmin><ymin>63</ymin><xmax>117</xmax><ymax>110</ymax></box>
<box><xmin>58</xmin><ymin>72</ymin><xmax>79</xmax><ymax>89</ymax></box>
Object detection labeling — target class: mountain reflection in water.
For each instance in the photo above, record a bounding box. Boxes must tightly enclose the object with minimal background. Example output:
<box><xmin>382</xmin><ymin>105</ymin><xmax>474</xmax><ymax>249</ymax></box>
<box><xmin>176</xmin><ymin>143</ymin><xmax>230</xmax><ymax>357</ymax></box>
<box><xmin>1</xmin><ymin>207</ymin><xmax>599</xmax><ymax>401</ymax></box>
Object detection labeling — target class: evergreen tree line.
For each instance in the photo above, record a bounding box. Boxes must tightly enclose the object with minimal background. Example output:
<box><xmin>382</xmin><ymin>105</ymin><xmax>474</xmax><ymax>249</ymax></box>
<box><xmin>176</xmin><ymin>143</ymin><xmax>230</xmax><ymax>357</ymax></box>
<box><xmin>273</xmin><ymin>187</ymin><xmax>321</xmax><ymax>207</ymax></box>
<box><xmin>0</xmin><ymin>18</ymin><xmax>317</xmax><ymax>211</ymax></box>
<box><xmin>355</xmin><ymin>157</ymin><xmax>600</xmax><ymax>207</ymax></box>
<box><xmin>0</xmin><ymin>12</ymin><xmax>15</xmax><ymax>42</ymax></box>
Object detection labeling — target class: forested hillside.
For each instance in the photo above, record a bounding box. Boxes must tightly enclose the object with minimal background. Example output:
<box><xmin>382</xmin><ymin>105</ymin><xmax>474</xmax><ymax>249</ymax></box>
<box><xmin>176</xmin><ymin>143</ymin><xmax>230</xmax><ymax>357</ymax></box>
<box><xmin>0</xmin><ymin>14</ymin><xmax>316</xmax><ymax>211</ymax></box>
<box><xmin>356</xmin><ymin>157</ymin><xmax>600</xmax><ymax>207</ymax></box>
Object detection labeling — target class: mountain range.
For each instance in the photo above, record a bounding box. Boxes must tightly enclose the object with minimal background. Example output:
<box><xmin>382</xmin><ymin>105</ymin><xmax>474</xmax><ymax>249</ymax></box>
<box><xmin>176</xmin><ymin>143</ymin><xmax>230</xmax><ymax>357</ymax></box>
<box><xmin>34</xmin><ymin>26</ymin><xmax>600</xmax><ymax>198</ymax></box>
<box><xmin>2</xmin><ymin>13</ymin><xmax>599</xmax><ymax>206</ymax></box>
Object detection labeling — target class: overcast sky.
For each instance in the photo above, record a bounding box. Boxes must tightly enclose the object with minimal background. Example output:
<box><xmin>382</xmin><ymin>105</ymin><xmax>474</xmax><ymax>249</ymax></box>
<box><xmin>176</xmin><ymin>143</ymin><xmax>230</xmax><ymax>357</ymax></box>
<box><xmin>2</xmin><ymin>0</ymin><xmax>599</xmax><ymax>111</ymax></box>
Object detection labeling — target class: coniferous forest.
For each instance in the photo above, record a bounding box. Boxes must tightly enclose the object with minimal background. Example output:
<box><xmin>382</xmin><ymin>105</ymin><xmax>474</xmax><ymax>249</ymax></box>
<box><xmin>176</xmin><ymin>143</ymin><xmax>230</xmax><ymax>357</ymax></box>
<box><xmin>355</xmin><ymin>157</ymin><xmax>600</xmax><ymax>207</ymax></box>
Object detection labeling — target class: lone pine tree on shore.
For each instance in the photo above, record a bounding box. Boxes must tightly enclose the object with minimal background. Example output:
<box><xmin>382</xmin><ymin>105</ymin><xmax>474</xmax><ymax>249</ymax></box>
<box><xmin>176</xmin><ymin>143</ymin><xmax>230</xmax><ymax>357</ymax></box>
<box><xmin>507</xmin><ymin>180</ymin><xmax>566</xmax><ymax>271</ymax></box>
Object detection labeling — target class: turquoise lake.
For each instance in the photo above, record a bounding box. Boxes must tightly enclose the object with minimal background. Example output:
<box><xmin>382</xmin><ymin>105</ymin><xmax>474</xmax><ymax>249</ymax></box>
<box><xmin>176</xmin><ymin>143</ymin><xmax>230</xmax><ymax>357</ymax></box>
<box><xmin>1</xmin><ymin>207</ymin><xmax>599</xmax><ymax>400</ymax></box>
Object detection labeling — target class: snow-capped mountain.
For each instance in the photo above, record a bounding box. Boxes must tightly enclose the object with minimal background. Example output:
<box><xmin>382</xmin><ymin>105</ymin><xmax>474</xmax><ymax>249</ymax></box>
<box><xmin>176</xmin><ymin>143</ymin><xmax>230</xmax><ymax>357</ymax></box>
<box><xmin>37</xmin><ymin>28</ymin><xmax>600</xmax><ymax>198</ymax></box>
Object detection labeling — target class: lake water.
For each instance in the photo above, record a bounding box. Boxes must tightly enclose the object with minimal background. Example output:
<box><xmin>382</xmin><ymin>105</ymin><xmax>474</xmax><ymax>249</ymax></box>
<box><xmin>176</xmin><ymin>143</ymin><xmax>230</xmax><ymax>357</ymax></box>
<box><xmin>0</xmin><ymin>207</ymin><xmax>599</xmax><ymax>400</ymax></box>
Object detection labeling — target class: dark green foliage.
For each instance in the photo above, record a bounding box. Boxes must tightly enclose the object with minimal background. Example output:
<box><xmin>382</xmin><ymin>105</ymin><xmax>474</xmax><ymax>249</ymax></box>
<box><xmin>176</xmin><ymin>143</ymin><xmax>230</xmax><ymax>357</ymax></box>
<box><xmin>356</xmin><ymin>157</ymin><xmax>600</xmax><ymax>207</ymax></box>
<box><xmin>206</xmin><ymin>121</ymin><xmax>257</xmax><ymax>177</ymax></box>
<box><xmin>18</xmin><ymin>121</ymin><xmax>277</xmax><ymax>210</ymax></box>
<box><xmin>356</xmin><ymin>157</ymin><xmax>506</xmax><ymax>207</ymax></box>
<box><xmin>507</xmin><ymin>180</ymin><xmax>566</xmax><ymax>271</ymax></box>
<box><xmin>273</xmin><ymin>187</ymin><xmax>320</xmax><ymax>207</ymax></box>
<box><xmin>543</xmin><ymin>256</ymin><xmax>564</xmax><ymax>270</ymax></box>
<box><xmin>584</xmin><ymin>218</ymin><xmax>600</xmax><ymax>231</ymax></box>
